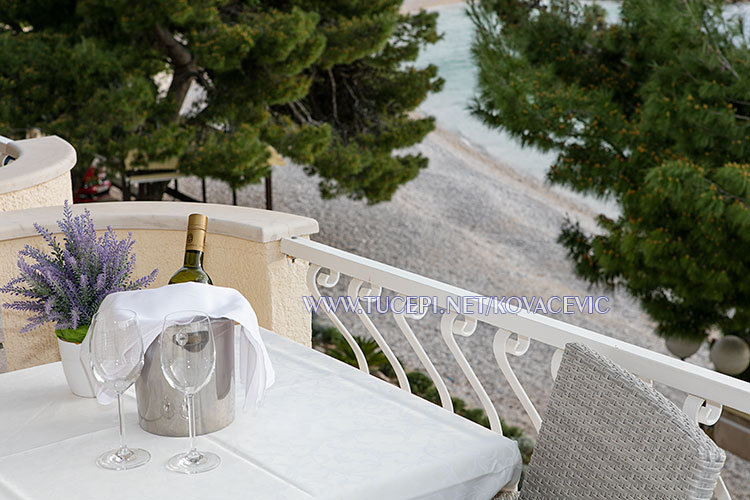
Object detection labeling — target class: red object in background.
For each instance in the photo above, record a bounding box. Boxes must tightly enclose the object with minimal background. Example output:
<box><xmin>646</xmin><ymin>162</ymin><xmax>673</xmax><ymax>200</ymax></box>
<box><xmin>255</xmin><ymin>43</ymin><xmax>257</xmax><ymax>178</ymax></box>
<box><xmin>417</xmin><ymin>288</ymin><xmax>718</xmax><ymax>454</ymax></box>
<box><xmin>74</xmin><ymin>165</ymin><xmax>111</xmax><ymax>203</ymax></box>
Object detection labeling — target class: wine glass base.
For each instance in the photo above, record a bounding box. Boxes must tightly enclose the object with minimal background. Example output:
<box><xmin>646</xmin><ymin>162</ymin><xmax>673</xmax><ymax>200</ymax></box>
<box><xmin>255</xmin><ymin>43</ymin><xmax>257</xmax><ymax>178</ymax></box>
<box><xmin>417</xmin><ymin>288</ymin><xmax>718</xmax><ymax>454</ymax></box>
<box><xmin>96</xmin><ymin>447</ymin><xmax>150</xmax><ymax>470</ymax></box>
<box><xmin>166</xmin><ymin>451</ymin><xmax>221</xmax><ymax>474</ymax></box>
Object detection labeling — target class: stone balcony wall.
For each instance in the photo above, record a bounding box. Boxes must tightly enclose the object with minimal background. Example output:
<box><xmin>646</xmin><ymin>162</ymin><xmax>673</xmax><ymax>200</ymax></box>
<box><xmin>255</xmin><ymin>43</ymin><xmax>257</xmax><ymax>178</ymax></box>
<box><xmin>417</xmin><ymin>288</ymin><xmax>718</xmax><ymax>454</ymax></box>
<box><xmin>0</xmin><ymin>202</ymin><xmax>318</xmax><ymax>371</ymax></box>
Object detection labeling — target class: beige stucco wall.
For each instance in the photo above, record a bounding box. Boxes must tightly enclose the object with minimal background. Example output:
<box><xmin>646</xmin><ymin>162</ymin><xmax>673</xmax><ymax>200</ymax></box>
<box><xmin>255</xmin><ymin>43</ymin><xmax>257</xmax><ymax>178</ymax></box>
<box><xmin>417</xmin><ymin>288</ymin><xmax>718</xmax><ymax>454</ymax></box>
<box><xmin>0</xmin><ymin>236</ymin><xmax>61</xmax><ymax>370</ymax></box>
<box><xmin>0</xmin><ymin>172</ymin><xmax>72</xmax><ymax>212</ymax></box>
<box><xmin>0</xmin><ymin>135</ymin><xmax>75</xmax><ymax>212</ymax></box>
<box><xmin>0</xmin><ymin>203</ymin><xmax>318</xmax><ymax>371</ymax></box>
<box><xmin>130</xmin><ymin>230</ymin><xmax>312</xmax><ymax>347</ymax></box>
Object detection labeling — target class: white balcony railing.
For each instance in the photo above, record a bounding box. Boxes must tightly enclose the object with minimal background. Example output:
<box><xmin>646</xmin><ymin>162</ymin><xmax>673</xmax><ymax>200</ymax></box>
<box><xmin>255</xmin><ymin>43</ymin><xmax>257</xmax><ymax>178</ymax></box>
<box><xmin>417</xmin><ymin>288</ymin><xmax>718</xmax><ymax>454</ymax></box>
<box><xmin>281</xmin><ymin>236</ymin><xmax>750</xmax><ymax>500</ymax></box>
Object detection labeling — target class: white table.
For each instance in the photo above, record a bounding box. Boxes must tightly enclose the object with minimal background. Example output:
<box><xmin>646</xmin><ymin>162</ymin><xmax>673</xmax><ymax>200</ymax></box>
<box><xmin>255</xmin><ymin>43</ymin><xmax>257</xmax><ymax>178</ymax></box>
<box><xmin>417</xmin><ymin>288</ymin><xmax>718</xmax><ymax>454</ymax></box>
<box><xmin>0</xmin><ymin>329</ymin><xmax>521</xmax><ymax>500</ymax></box>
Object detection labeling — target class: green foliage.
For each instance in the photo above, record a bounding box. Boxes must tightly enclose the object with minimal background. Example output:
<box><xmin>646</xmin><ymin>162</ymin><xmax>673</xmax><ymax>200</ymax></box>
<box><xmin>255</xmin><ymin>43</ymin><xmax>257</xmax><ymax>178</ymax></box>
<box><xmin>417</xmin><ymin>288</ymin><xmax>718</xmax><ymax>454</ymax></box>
<box><xmin>291</xmin><ymin>5</ymin><xmax>445</xmax><ymax>202</ymax></box>
<box><xmin>312</xmin><ymin>319</ymin><xmax>534</xmax><ymax>464</ymax></box>
<box><xmin>312</xmin><ymin>319</ymin><xmax>395</xmax><ymax>377</ymax></box>
<box><xmin>327</xmin><ymin>333</ymin><xmax>394</xmax><ymax>375</ymax></box>
<box><xmin>311</xmin><ymin>318</ymin><xmax>339</xmax><ymax>343</ymax></box>
<box><xmin>471</xmin><ymin>0</ymin><xmax>750</xmax><ymax>348</ymax></box>
<box><xmin>405</xmin><ymin>371</ymin><xmax>526</xmax><ymax>441</ymax></box>
<box><xmin>0</xmin><ymin>0</ymin><xmax>442</xmax><ymax>200</ymax></box>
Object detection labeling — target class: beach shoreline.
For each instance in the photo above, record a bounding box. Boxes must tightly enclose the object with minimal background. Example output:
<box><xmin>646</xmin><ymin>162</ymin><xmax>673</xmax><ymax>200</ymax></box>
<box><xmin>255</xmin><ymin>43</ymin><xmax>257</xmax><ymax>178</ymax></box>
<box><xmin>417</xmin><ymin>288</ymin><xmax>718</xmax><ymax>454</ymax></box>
<box><xmin>171</xmin><ymin>119</ymin><xmax>749</xmax><ymax>497</ymax></box>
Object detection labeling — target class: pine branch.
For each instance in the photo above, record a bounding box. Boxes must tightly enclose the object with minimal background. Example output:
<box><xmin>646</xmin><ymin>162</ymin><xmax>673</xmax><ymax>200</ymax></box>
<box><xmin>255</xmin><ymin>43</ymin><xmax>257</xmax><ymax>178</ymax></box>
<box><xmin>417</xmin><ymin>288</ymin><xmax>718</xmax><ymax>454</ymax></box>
<box><xmin>328</xmin><ymin>68</ymin><xmax>339</xmax><ymax>124</ymax></box>
<box><xmin>702</xmin><ymin>177</ymin><xmax>750</xmax><ymax>205</ymax></box>
<box><xmin>681</xmin><ymin>0</ymin><xmax>740</xmax><ymax>80</ymax></box>
<box><xmin>287</xmin><ymin>101</ymin><xmax>308</xmax><ymax>123</ymax></box>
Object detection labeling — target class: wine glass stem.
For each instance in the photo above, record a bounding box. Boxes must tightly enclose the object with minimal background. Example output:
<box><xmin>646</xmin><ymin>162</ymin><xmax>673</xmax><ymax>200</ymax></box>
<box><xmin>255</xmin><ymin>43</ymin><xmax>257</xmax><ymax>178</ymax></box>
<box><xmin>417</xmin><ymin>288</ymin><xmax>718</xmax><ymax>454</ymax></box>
<box><xmin>117</xmin><ymin>392</ymin><xmax>128</xmax><ymax>454</ymax></box>
<box><xmin>187</xmin><ymin>393</ymin><xmax>198</xmax><ymax>458</ymax></box>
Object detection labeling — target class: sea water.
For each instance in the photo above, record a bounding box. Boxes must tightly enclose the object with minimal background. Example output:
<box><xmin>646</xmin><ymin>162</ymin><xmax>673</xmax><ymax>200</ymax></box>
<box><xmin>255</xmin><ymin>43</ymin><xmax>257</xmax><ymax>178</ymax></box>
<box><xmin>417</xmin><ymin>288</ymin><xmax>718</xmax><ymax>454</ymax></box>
<box><xmin>415</xmin><ymin>1</ymin><xmax>750</xmax><ymax>217</ymax></box>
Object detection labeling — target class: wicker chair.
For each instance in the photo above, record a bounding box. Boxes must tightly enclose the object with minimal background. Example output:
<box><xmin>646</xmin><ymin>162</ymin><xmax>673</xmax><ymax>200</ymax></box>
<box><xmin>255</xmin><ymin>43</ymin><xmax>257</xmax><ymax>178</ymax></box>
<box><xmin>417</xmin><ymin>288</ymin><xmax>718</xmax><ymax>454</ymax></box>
<box><xmin>494</xmin><ymin>343</ymin><xmax>726</xmax><ymax>500</ymax></box>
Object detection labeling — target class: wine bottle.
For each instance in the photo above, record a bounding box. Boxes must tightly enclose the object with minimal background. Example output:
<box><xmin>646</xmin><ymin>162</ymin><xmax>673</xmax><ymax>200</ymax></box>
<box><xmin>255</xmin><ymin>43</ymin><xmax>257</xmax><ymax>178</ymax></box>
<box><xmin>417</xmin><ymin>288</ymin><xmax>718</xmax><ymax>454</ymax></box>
<box><xmin>169</xmin><ymin>213</ymin><xmax>212</xmax><ymax>284</ymax></box>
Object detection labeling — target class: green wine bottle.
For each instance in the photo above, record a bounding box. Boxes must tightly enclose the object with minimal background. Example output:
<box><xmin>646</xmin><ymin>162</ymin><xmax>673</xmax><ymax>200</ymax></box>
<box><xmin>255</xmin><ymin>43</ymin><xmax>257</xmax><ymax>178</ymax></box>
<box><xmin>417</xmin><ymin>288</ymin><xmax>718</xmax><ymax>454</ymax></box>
<box><xmin>168</xmin><ymin>213</ymin><xmax>213</xmax><ymax>285</ymax></box>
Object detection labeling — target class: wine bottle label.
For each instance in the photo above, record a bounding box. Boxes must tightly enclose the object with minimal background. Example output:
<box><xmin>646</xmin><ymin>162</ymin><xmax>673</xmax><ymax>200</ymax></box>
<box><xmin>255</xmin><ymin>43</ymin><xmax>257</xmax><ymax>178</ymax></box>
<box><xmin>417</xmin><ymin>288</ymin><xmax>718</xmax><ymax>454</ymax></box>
<box><xmin>185</xmin><ymin>228</ymin><xmax>206</xmax><ymax>252</ymax></box>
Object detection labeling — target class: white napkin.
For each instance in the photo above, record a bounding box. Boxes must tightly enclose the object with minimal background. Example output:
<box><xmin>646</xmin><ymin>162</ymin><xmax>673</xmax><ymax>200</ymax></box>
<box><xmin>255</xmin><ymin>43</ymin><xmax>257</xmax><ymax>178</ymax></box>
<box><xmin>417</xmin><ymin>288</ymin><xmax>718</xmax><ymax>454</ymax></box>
<box><xmin>80</xmin><ymin>282</ymin><xmax>275</xmax><ymax>410</ymax></box>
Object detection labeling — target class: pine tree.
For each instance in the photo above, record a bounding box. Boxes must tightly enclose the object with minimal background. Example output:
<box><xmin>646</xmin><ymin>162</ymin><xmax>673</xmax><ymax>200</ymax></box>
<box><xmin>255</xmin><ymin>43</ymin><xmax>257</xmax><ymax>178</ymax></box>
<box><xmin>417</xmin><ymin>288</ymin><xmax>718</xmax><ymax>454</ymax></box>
<box><xmin>0</xmin><ymin>0</ymin><xmax>442</xmax><ymax>202</ymax></box>
<box><xmin>470</xmin><ymin>0</ymin><xmax>750</xmax><ymax>351</ymax></box>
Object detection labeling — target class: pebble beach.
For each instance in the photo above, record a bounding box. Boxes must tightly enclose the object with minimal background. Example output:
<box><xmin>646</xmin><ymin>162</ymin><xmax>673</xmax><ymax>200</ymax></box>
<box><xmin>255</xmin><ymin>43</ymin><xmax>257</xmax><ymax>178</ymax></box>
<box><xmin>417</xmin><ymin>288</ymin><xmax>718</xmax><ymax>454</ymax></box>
<box><xmin>1</xmin><ymin>0</ymin><xmax>746</xmax><ymax>495</ymax></box>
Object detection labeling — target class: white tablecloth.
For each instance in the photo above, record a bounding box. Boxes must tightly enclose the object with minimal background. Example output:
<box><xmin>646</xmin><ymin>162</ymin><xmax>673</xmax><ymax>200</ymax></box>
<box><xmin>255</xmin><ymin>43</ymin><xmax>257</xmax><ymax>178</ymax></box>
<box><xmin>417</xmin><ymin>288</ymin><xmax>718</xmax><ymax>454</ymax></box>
<box><xmin>0</xmin><ymin>329</ymin><xmax>521</xmax><ymax>500</ymax></box>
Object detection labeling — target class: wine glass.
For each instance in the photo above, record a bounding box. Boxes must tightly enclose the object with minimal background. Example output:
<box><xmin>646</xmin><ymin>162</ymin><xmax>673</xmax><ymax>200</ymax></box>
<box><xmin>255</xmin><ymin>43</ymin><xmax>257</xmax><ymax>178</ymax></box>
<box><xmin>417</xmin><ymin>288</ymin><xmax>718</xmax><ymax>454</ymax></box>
<box><xmin>159</xmin><ymin>311</ymin><xmax>220</xmax><ymax>474</ymax></box>
<box><xmin>89</xmin><ymin>308</ymin><xmax>150</xmax><ymax>470</ymax></box>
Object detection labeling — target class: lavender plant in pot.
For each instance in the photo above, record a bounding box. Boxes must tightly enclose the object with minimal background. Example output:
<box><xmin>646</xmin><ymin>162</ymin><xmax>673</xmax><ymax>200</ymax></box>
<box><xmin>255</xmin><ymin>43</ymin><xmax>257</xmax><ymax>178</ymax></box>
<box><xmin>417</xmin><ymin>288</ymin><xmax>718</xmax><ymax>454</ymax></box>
<box><xmin>0</xmin><ymin>202</ymin><xmax>157</xmax><ymax>397</ymax></box>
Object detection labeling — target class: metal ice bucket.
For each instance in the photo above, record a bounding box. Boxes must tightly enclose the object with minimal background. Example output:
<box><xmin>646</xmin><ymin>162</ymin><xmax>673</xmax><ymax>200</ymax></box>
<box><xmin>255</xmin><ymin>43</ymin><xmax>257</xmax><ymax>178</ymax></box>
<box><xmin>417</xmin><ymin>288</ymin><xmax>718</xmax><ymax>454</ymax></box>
<box><xmin>135</xmin><ymin>318</ymin><xmax>235</xmax><ymax>436</ymax></box>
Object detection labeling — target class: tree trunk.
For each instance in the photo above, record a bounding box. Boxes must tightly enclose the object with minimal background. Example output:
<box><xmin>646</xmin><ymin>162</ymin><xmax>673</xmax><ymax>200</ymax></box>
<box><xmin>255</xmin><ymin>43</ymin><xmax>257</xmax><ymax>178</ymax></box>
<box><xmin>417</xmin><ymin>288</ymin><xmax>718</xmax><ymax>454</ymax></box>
<box><xmin>154</xmin><ymin>24</ymin><xmax>198</xmax><ymax>120</ymax></box>
<box><xmin>265</xmin><ymin>173</ymin><xmax>273</xmax><ymax>210</ymax></box>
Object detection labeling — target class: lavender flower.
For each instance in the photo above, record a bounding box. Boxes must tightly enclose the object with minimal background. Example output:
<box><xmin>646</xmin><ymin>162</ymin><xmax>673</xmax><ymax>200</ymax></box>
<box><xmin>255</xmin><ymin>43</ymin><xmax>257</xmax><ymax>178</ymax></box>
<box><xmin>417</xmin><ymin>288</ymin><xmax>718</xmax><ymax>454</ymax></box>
<box><xmin>0</xmin><ymin>201</ymin><xmax>158</xmax><ymax>334</ymax></box>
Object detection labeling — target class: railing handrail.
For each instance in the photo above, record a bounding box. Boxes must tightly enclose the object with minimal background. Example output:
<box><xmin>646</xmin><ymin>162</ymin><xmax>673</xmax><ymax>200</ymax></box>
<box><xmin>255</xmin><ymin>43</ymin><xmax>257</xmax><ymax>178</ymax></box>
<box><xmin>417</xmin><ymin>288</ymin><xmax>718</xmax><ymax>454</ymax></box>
<box><xmin>281</xmin><ymin>236</ymin><xmax>750</xmax><ymax>415</ymax></box>
<box><xmin>0</xmin><ymin>202</ymin><xmax>319</xmax><ymax>244</ymax></box>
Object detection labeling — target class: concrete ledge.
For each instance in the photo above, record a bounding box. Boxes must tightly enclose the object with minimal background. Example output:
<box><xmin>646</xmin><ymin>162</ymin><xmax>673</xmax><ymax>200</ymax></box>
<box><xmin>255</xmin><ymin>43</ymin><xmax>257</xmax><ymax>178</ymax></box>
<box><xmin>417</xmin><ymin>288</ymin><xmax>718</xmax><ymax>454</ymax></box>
<box><xmin>0</xmin><ymin>202</ymin><xmax>319</xmax><ymax>243</ymax></box>
<box><xmin>0</xmin><ymin>136</ymin><xmax>76</xmax><ymax>195</ymax></box>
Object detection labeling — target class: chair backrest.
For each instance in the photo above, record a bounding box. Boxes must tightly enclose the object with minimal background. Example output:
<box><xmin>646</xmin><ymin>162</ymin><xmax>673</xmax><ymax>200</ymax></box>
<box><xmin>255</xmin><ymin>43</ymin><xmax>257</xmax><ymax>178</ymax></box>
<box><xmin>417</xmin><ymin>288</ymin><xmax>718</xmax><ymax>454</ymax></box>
<box><xmin>521</xmin><ymin>343</ymin><xmax>725</xmax><ymax>500</ymax></box>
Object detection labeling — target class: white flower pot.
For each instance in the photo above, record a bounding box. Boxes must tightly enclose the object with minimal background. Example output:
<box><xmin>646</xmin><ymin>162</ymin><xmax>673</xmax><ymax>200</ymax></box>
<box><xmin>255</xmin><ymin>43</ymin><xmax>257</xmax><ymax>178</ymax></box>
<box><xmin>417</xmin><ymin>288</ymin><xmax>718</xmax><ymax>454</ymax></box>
<box><xmin>57</xmin><ymin>338</ymin><xmax>96</xmax><ymax>398</ymax></box>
